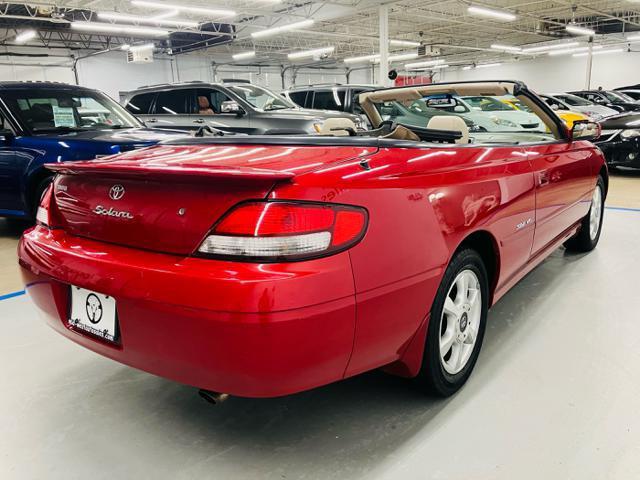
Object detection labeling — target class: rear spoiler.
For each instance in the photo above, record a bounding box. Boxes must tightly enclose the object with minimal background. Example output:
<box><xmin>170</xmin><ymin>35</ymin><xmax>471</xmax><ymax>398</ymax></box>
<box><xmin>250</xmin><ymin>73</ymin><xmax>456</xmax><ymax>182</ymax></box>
<box><xmin>46</xmin><ymin>162</ymin><xmax>295</xmax><ymax>182</ymax></box>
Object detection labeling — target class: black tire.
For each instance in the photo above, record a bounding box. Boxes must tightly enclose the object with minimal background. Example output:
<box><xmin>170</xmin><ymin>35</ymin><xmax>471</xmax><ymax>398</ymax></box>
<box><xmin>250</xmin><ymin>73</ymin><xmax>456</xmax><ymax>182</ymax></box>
<box><xmin>415</xmin><ymin>248</ymin><xmax>489</xmax><ymax>397</ymax></box>
<box><xmin>30</xmin><ymin>177</ymin><xmax>53</xmax><ymax>219</ymax></box>
<box><xmin>564</xmin><ymin>175</ymin><xmax>605</xmax><ymax>253</ymax></box>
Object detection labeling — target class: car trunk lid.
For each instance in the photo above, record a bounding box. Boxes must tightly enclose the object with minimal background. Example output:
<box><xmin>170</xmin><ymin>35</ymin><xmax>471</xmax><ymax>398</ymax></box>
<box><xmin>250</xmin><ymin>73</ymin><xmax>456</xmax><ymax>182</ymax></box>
<box><xmin>47</xmin><ymin>143</ymin><xmax>376</xmax><ymax>255</ymax></box>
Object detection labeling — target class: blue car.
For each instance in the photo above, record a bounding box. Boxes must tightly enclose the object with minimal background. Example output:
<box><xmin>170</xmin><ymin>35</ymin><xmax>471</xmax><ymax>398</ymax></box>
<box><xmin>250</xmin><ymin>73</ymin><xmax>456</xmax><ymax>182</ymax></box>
<box><xmin>0</xmin><ymin>81</ymin><xmax>187</xmax><ymax>219</ymax></box>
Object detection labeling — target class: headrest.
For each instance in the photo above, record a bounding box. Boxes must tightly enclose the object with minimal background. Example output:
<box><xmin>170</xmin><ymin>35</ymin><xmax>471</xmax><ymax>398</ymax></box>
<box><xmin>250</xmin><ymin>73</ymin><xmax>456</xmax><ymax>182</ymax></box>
<box><xmin>319</xmin><ymin>117</ymin><xmax>356</xmax><ymax>136</ymax></box>
<box><xmin>427</xmin><ymin>116</ymin><xmax>469</xmax><ymax>144</ymax></box>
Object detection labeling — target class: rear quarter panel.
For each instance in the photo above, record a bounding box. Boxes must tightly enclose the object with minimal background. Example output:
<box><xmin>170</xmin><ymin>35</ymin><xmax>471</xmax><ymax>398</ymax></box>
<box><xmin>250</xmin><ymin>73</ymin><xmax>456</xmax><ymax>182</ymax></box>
<box><xmin>272</xmin><ymin>144</ymin><xmax>537</xmax><ymax>377</ymax></box>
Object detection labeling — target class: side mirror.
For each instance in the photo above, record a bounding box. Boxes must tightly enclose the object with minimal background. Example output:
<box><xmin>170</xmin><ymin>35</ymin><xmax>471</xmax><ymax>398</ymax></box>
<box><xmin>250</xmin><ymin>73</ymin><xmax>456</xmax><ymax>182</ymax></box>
<box><xmin>220</xmin><ymin>101</ymin><xmax>244</xmax><ymax>116</ymax></box>
<box><xmin>570</xmin><ymin>120</ymin><xmax>600</xmax><ymax>141</ymax></box>
<box><xmin>454</xmin><ymin>105</ymin><xmax>466</xmax><ymax>113</ymax></box>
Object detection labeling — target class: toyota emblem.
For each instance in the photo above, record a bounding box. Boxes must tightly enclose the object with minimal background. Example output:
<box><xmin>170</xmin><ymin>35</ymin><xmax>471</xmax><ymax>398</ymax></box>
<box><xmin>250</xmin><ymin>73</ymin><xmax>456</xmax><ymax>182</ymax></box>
<box><xmin>109</xmin><ymin>184</ymin><xmax>125</xmax><ymax>201</ymax></box>
<box><xmin>85</xmin><ymin>294</ymin><xmax>103</xmax><ymax>324</ymax></box>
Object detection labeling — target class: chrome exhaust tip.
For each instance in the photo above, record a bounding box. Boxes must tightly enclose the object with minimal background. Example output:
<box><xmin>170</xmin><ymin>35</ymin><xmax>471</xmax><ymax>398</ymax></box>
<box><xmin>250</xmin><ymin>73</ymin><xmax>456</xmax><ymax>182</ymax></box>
<box><xmin>198</xmin><ymin>389</ymin><xmax>230</xmax><ymax>405</ymax></box>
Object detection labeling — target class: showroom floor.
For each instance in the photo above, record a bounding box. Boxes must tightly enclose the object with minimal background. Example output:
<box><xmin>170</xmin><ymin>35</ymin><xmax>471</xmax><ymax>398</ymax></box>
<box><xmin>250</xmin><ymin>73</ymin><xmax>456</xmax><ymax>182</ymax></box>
<box><xmin>1</xmin><ymin>173</ymin><xmax>640</xmax><ymax>479</ymax></box>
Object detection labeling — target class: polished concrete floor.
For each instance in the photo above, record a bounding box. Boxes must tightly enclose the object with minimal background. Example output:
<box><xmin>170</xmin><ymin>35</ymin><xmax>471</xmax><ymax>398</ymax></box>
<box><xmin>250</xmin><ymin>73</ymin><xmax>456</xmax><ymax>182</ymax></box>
<box><xmin>1</xmin><ymin>174</ymin><xmax>640</xmax><ymax>479</ymax></box>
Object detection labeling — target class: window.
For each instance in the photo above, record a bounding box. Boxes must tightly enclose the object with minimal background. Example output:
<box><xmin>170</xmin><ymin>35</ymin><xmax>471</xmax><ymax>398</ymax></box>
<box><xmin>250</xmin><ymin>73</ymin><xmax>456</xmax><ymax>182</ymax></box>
<box><xmin>155</xmin><ymin>90</ymin><xmax>190</xmax><ymax>115</ymax></box>
<box><xmin>3</xmin><ymin>88</ymin><xmax>141</xmax><ymax>133</ymax></box>
<box><xmin>350</xmin><ymin>89</ymin><xmax>369</xmax><ymax>114</ymax></box>
<box><xmin>287</xmin><ymin>91</ymin><xmax>307</xmax><ymax>107</ymax></box>
<box><xmin>555</xmin><ymin>94</ymin><xmax>593</xmax><ymax>106</ymax></box>
<box><xmin>227</xmin><ymin>84</ymin><xmax>295</xmax><ymax>111</ymax></box>
<box><xmin>312</xmin><ymin>89</ymin><xmax>345</xmax><ymax>111</ymax></box>
<box><xmin>196</xmin><ymin>89</ymin><xmax>234</xmax><ymax>114</ymax></box>
<box><xmin>124</xmin><ymin>92</ymin><xmax>155</xmax><ymax>114</ymax></box>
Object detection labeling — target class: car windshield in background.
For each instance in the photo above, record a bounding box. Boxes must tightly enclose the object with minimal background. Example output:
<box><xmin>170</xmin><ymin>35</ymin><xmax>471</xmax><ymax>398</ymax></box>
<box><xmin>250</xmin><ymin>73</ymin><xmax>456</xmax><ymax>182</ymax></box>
<box><xmin>603</xmin><ymin>91</ymin><xmax>636</xmax><ymax>103</ymax></box>
<box><xmin>556</xmin><ymin>94</ymin><xmax>593</xmax><ymax>106</ymax></box>
<box><xmin>228</xmin><ymin>85</ymin><xmax>296</xmax><ymax>111</ymax></box>
<box><xmin>3</xmin><ymin>89</ymin><xmax>141</xmax><ymax>134</ymax></box>
<box><xmin>372</xmin><ymin>94</ymin><xmax>550</xmax><ymax>138</ymax></box>
<box><xmin>463</xmin><ymin>96</ymin><xmax>514</xmax><ymax>112</ymax></box>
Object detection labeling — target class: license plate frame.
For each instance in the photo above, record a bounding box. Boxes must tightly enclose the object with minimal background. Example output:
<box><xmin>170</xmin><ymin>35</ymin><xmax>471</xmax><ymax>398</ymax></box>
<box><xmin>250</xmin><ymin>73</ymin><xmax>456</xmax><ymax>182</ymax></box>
<box><xmin>68</xmin><ymin>286</ymin><xmax>119</xmax><ymax>344</ymax></box>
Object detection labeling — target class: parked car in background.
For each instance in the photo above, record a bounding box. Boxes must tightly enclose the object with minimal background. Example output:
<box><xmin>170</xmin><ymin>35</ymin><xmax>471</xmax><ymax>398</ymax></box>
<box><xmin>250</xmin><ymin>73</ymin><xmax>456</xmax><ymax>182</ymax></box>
<box><xmin>500</xmin><ymin>95</ymin><xmax>588</xmax><ymax>129</ymax></box>
<box><xmin>569</xmin><ymin>90</ymin><xmax>640</xmax><ymax>113</ymax></box>
<box><xmin>20</xmin><ymin>80</ymin><xmax>606</xmax><ymax>399</ymax></box>
<box><xmin>283</xmin><ymin>84</ymin><xmax>377</xmax><ymax>124</ymax></box>
<box><xmin>122</xmin><ymin>80</ymin><xmax>364</xmax><ymax>135</ymax></box>
<box><xmin>0</xmin><ymin>81</ymin><xmax>187</xmax><ymax>220</ymax></box>
<box><xmin>615</xmin><ymin>89</ymin><xmax>640</xmax><ymax>101</ymax></box>
<box><xmin>595</xmin><ymin>112</ymin><xmax>640</xmax><ymax>170</ymax></box>
<box><xmin>541</xmin><ymin>94</ymin><xmax>618</xmax><ymax>121</ymax></box>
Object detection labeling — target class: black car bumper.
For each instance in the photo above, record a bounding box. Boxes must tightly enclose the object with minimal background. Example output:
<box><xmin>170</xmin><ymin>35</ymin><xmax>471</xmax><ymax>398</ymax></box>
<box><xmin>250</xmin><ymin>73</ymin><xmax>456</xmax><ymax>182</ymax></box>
<box><xmin>596</xmin><ymin>136</ymin><xmax>640</xmax><ymax>169</ymax></box>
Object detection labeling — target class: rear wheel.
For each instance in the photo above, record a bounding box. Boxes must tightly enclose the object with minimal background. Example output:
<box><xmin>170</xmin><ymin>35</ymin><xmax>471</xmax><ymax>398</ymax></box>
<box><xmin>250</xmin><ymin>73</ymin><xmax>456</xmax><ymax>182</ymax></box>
<box><xmin>416</xmin><ymin>249</ymin><xmax>489</xmax><ymax>397</ymax></box>
<box><xmin>564</xmin><ymin>175</ymin><xmax>605</xmax><ymax>253</ymax></box>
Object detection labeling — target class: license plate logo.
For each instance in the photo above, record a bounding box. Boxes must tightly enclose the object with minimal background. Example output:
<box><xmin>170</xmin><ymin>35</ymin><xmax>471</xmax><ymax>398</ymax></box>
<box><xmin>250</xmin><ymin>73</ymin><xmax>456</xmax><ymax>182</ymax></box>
<box><xmin>69</xmin><ymin>287</ymin><xmax>118</xmax><ymax>343</ymax></box>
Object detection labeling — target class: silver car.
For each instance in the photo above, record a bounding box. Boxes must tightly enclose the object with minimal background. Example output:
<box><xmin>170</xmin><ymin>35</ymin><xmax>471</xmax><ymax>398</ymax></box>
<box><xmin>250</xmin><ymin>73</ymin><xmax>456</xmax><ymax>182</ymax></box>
<box><xmin>121</xmin><ymin>80</ymin><xmax>363</xmax><ymax>135</ymax></box>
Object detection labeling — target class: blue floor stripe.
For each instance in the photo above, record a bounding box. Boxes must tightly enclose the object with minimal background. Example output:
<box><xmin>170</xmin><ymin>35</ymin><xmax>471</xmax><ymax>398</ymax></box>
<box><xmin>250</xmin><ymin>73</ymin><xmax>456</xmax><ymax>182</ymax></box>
<box><xmin>0</xmin><ymin>290</ymin><xmax>25</xmax><ymax>301</ymax></box>
<box><xmin>606</xmin><ymin>206</ymin><xmax>640</xmax><ymax>212</ymax></box>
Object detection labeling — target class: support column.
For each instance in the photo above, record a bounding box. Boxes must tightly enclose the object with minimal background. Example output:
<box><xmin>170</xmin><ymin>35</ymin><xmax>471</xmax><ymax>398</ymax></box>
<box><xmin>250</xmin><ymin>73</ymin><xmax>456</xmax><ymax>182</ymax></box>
<box><xmin>378</xmin><ymin>5</ymin><xmax>389</xmax><ymax>86</ymax></box>
<box><xmin>585</xmin><ymin>38</ymin><xmax>593</xmax><ymax>89</ymax></box>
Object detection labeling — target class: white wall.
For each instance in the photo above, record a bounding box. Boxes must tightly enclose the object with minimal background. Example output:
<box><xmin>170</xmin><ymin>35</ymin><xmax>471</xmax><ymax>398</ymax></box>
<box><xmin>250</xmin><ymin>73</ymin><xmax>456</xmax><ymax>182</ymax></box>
<box><xmin>440</xmin><ymin>50</ymin><xmax>640</xmax><ymax>92</ymax></box>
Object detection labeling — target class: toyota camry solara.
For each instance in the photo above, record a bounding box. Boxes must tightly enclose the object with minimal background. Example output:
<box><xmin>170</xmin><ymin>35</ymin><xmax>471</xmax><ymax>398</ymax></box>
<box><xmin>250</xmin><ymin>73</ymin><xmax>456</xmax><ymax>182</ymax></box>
<box><xmin>19</xmin><ymin>81</ymin><xmax>607</xmax><ymax>398</ymax></box>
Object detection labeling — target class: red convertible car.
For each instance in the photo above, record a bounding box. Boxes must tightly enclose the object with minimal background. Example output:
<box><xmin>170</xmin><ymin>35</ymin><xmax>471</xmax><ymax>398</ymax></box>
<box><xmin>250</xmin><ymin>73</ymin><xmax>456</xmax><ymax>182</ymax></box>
<box><xmin>19</xmin><ymin>81</ymin><xmax>606</xmax><ymax>398</ymax></box>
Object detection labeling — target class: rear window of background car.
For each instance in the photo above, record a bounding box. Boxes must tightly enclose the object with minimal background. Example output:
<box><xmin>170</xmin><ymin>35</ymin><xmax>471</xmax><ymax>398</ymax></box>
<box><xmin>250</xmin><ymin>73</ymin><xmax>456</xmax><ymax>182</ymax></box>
<box><xmin>288</xmin><ymin>91</ymin><xmax>308</xmax><ymax>107</ymax></box>
<box><xmin>125</xmin><ymin>92</ymin><xmax>155</xmax><ymax>115</ymax></box>
<box><xmin>312</xmin><ymin>90</ymin><xmax>346</xmax><ymax>111</ymax></box>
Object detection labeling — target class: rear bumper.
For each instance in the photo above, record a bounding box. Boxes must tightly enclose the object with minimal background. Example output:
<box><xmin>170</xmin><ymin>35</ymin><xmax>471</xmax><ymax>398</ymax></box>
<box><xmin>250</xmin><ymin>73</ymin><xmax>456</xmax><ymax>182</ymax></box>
<box><xmin>19</xmin><ymin>226</ymin><xmax>356</xmax><ymax>398</ymax></box>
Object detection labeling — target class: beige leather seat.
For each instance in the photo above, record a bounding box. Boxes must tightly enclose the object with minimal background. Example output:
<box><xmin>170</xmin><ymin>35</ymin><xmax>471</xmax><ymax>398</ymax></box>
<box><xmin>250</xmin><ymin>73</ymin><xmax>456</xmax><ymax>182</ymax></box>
<box><xmin>318</xmin><ymin>118</ymin><xmax>357</xmax><ymax>136</ymax></box>
<box><xmin>427</xmin><ymin>115</ymin><xmax>470</xmax><ymax>144</ymax></box>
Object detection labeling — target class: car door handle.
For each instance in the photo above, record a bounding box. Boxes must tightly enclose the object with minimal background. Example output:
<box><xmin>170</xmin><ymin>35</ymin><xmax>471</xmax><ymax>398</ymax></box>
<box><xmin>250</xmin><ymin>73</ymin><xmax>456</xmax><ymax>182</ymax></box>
<box><xmin>193</xmin><ymin>119</ymin><xmax>205</xmax><ymax>124</ymax></box>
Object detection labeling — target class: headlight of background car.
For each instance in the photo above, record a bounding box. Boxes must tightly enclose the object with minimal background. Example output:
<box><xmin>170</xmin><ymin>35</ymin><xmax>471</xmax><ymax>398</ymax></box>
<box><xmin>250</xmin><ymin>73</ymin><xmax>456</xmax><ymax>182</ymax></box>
<box><xmin>491</xmin><ymin>116</ymin><xmax>518</xmax><ymax>128</ymax></box>
<box><xmin>585</xmin><ymin>111</ymin><xmax>603</xmax><ymax>121</ymax></box>
<box><xmin>620</xmin><ymin>129</ymin><xmax>640</xmax><ymax>139</ymax></box>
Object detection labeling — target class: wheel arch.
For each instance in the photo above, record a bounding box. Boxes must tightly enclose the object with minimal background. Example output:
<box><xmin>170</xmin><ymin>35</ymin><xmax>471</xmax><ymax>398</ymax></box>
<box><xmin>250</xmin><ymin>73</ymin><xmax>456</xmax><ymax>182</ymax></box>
<box><xmin>454</xmin><ymin>230</ymin><xmax>501</xmax><ymax>306</ymax></box>
<box><xmin>26</xmin><ymin>168</ymin><xmax>55</xmax><ymax>216</ymax></box>
<box><xmin>599</xmin><ymin>164</ymin><xmax>609</xmax><ymax>198</ymax></box>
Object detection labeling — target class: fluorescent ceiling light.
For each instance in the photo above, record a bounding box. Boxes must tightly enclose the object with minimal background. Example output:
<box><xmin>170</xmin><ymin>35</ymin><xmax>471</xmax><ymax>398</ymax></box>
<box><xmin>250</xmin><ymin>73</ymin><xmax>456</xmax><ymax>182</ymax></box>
<box><xmin>131</xmin><ymin>1</ymin><xmax>236</xmax><ymax>17</ymax></box>
<box><xmin>389</xmin><ymin>52</ymin><xmax>418</xmax><ymax>61</ymax></box>
<box><xmin>566</xmin><ymin>24</ymin><xmax>596</xmax><ymax>36</ymax></box>
<box><xmin>574</xmin><ymin>48</ymin><xmax>624</xmax><ymax>57</ymax></box>
<box><xmin>467</xmin><ymin>5</ymin><xmax>516</xmax><ymax>21</ymax></box>
<box><xmin>98</xmin><ymin>11</ymin><xmax>199</xmax><ymax>27</ymax></box>
<box><xmin>15</xmin><ymin>30</ymin><xmax>37</xmax><ymax>43</ymax></box>
<box><xmin>409</xmin><ymin>64</ymin><xmax>449</xmax><ymax>71</ymax></box>
<box><xmin>71</xmin><ymin>21</ymin><xmax>169</xmax><ymax>37</ymax></box>
<box><xmin>232</xmin><ymin>50</ymin><xmax>256</xmax><ymax>60</ymax></box>
<box><xmin>251</xmin><ymin>19</ymin><xmax>314</xmax><ymax>38</ymax></box>
<box><xmin>476</xmin><ymin>62</ymin><xmax>502</xmax><ymax>68</ymax></box>
<box><xmin>521</xmin><ymin>41</ymin><xmax>579</xmax><ymax>53</ymax></box>
<box><xmin>549</xmin><ymin>45</ymin><xmax>603</xmax><ymax>56</ymax></box>
<box><xmin>287</xmin><ymin>46</ymin><xmax>334</xmax><ymax>59</ymax></box>
<box><xmin>626</xmin><ymin>34</ymin><xmax>640</xmax><ymax>42</ymax></box>
<box><xmin>129</xmin><ymin>43</ymin><xmax>155</xmax><ymax>51</ymax></box>
<box><xmin>491</xmin><ymin>44</ymin><xmax>522</xmax><ymax>52</ymax></box>
<box><xmin>390</xmin><ymin>39</ymin><xmax>420</xmax><ymax>47</ymax></box>
<box><xmin>404</xmin><ymin>59</ymin><xmax>444</xmax><ymax>69</ymax></box>
<box><xmin>344</xmin><ymin>53</ymin><xmax>380</xmax><ymax>64</ymax></box>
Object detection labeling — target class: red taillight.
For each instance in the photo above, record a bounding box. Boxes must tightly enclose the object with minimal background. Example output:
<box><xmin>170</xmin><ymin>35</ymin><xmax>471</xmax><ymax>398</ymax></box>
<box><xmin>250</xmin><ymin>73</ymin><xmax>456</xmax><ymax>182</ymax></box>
<box><xmin>36</xmin><ymin>184</ymin><xmax>54</xmax><ymax>227</ymax></box>
<box><xmin>198</xmin><ymin>201</ymin><xmax>368</xmax><ymax>261</ymax></box>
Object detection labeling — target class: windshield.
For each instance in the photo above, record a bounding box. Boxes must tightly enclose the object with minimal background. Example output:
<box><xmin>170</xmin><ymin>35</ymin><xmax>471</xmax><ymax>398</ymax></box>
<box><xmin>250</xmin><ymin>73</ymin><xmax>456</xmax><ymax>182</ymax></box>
<box><xmin>504</xmin><ymin>98</ymin><xmax>533</xmax><ymax>112</ymax></box>
<box><xmin>3</xmin><ymin>88</ymin><xmax>141</xmax><ymax>134</ymax></box>
<box><xmin>228</xmin><ymin>84</ymin><xmax>296</xmax><ymax>111</ymax></box>
<box><xmin>556</xmin><ymin>94</ymin><xmax>593</xmax><ymax>106</ymax></box>
<box><xmin>603</xmin><ymin>91</ymin><xmax>636</xmax><ymax>103</ymax></box>
<box><xmin>462</xmin><ymin>96</ymin><xmax>514</xmax><ymax>111</ymax></box>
